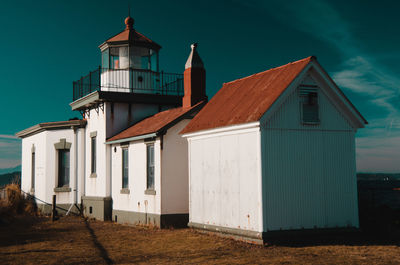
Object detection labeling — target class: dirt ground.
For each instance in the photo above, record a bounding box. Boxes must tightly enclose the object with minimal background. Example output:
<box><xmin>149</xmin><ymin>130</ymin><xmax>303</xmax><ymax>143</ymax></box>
<box><xmin>0</xmin><ymin>216</ymin><xmax>399</xmax><ymax>265</ymax></box>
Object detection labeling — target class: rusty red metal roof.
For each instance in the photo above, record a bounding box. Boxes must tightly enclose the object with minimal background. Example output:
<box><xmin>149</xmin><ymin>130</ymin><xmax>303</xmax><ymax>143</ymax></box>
<box><xmin>181</xmin><ymin>57</ymin><xmax>314</xmax><ymax>134</ymax></box>
<box><xmin>106</xmin><ymin>28</ymin><xmax>161</xmax><ymax>50</ymax></box>
<box><xmin>107</xmin><ymin>101</ymin><xmax>205</xmax><ymax>142</ymax></box>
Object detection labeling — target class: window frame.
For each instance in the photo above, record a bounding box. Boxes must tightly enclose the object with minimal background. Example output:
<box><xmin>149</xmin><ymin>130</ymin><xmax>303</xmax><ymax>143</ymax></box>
<box><xmin>90</xmin><ymin>133</ymin><xmax>97</xmax><ymax>177</ymax></box>
<box><xmin>122</xmin><ymin>147</ymin><xmax>129</xmax><ymax>189</ymax></box>
<box><xmin>31</xmin><ymin>151</ymin><xmax>35</xmax><ymax>190</ymax></box>
<box><xmin>300</xmin><ymin>87</ymin><xmax>320</xmax><ymax>125</ymax></box>
<box><xmin>146</xmin><ymin>143</ymin><xmax>155</xmax><ymax>191</ymax></box>
<box><xmin>57</xmin><ymin>149</ymin><xmax>70</xmax><ymax>187</ymax></box>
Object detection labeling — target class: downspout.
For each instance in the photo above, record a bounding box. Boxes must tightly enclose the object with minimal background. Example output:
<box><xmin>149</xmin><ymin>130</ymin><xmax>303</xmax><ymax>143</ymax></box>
<box><xmin>109</xmin><ymin>144</ymin><xmax>112</xmax><ymax>201</ymax></box>
<box><xmin>67</xmin><ymin>126</ymin><xmax>79</xmax><ymax>216</ymax></box>
<box><xmin>74</xmin><ymin>127</ymin><xmax>78</xmax><ymax>206</ymax></box>
<box><xmin>159</xmin><ymin>135</ymin><xmax>163</xmax><ymax>217</ymax></box>
<box><xmin>83</xmin><ymin>126</ymin><xmax>86</xmax><ymax>201</ymax></box>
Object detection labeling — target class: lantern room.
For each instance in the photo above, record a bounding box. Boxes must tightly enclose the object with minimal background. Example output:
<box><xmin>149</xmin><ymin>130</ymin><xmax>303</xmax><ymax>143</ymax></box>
<box><xmin>71</xmin><ymin>16</ymin><xmax>184</xmax><ymax>108</ymax></box>
<box><xmin>99</xmin><ymin>16</ymin><xmax>161</xmax><ymax>72</ymax></box>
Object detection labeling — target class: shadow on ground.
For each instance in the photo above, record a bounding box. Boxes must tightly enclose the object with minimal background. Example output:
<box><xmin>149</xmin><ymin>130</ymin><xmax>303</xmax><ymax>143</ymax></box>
<box><xmin>83</xmin><ymin>218</ymin><xmax>114</xmax><ymax>265</ymax></box>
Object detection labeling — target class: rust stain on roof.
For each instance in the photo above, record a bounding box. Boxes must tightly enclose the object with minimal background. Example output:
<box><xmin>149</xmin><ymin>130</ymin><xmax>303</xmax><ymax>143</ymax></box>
<box><xmin>181</xmin><ymin>56</ymin><xmax>313</xmax><ymax>134</ymax></box>
<box><xmin>107</xmin><ymin>101</ymin><xmax>205</xmax><ymax>142</ymax></box>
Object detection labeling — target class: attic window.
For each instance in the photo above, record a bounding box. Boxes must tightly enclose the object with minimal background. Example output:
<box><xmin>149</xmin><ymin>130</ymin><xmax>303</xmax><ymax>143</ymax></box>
<box><xmin>300</xmin><ymin>87</ymin><xmax>319</xmax><ymax>124</ymax></box>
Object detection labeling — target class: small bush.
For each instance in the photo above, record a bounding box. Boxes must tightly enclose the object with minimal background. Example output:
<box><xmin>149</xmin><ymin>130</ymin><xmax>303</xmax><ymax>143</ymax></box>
<box><xmin>0</xmin><ymin>184</ymin><xmax>37</xmax><ymax>218</ymax></box>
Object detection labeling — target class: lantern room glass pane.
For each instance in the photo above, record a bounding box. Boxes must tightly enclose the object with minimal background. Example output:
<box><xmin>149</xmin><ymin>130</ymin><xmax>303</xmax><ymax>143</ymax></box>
<box><xmin>119</xmin><ymin>46</ymin><xmax>129</xmax><ymax>69</ymax></box>
<box><xmin>150</xmin><ymin>50</ymin><xmax>158</xmax><ymax>72</ymax></box>
<box><xmin>102</xmin><ymin>49</ymin><xmax>109</xmax><ymax>69</ymax></box>
<box><xmin>130</xmin><ymin>46</ymin><xmax>155</xmax><ymax>70</ymax></box>
<box><xmin>110</xmin><ymin>47</ymin><xmax>120</xmax><ymax>69</ymax></box>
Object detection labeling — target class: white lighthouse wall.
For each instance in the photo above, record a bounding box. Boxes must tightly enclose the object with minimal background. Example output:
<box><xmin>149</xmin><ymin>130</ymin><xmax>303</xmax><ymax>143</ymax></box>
<box><xmin>85</xmin><ymin>107</ymin><xmax>108</xmax><ymax>197</ymax></box>
<box><xmin>45</xmin><ymin>130</ymin><xmax>79</xmax><ymax>205</ymax></box>
<box><xmin>105</xmin><ymin>102</ymin><xmax>160</xmax><ymax>139</ymax></box>
<box><xmin>85</xmin><ymin>102</ymin><xmax>162</xmax><ymax>198</ymax></box>
<box><xmin>160</xmin><ymin>119</ymin><xmax>190</xmax><ymax>214</ymax></box>
<box><xmin>111</xmin><ymin>138</ymin><xmax>162</xmax><ymax>216</ymax></box>
<box><xmin>21</xmin><ymin>128</ymin><xmax>85</xmax><ymax>209</ymax></box>
<box><xmin>187</xmin><ymin>124</ymin><xmax>263</xmax><ymax>233</ymax></box>
<box><xmin>21</xmin><ymin>132</ymin><xmax>47</xmax><ymax>201</ymax></box>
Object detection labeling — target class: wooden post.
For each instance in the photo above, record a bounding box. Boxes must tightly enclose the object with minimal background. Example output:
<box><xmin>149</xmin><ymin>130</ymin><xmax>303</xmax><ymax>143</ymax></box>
<box><xmin>51</xmin><ymin>195</ymin><xmax>56</xmax><ymax>221</ymax></box>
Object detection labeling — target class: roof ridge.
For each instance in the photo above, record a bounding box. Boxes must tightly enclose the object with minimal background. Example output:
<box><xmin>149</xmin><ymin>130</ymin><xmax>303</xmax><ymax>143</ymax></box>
<box><xmin>223</xmin><ymin>56</ymin><xmax>314</xmax><ymax>86</ymax></box>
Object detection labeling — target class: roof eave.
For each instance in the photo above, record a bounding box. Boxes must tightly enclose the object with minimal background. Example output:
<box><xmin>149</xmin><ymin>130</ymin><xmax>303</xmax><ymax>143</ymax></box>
<box><xmin>16</xmin><ymin>120</ymin><xmax>87</xmax><ymax>138</ymax></box>
<box><xmin>106</xmin><ymin>133</ymin><xmax>157</xmax><ymax>145</ymax></box>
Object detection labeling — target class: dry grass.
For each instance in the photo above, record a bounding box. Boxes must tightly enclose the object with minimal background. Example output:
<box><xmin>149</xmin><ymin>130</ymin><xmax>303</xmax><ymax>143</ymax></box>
<box><xmin>0</xmin><ymin>215</ymin><xmax>399</xmax><ymax>265</ymax></box>
<box><xmin>0</xmin><ymin>184</ymin><xmax>37</xmax><ymax>220</ymax></box>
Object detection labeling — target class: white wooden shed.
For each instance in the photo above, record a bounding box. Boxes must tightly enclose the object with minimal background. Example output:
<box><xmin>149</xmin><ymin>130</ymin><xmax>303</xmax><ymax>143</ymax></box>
<box><xmin>181</xmin><ymin>56</ymin><xmax>367</xmax><ymax>243</ymax></box>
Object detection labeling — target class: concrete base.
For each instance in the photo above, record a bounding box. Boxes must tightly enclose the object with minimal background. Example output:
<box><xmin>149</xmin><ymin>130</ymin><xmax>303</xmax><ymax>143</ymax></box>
<box><xmin>37</xmin><ymin>203</ymin><xmax>81</xmax><ymax>216</ymax></box>
<box><xmin>112</xmin><ymin>209</ymin><xmax>188</xmax><ymax>228</ymax></box>
<box><xmin>189</xmin><ymin>222</ymin><xmax>360</xmax><ymax>245</ymax></box>
<box><xmin>188</xmin><ymin>222</ymin><xmax>264</xmax><ymax>244</ymax></box>
<box><xmin>82</xmin><ymin>196</ymin><xmax>112</xmax><ymax>221</ymax></box>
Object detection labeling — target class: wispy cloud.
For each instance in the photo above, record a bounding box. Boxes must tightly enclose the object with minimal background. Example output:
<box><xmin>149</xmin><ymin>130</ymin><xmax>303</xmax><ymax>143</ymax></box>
<box><xmin>0</xmin><ymin>136</ymin><xmax>21</xmax><ymax>169</ymax></box>
<box><xmin>233</xmin><ymin>0</ymin><xmax>400</xmax><ymax>172</ymax></box>
<box><xmin>0</xmin><ymin>158</ymin><xmax>20</xmax><ymax>169</ymax></box>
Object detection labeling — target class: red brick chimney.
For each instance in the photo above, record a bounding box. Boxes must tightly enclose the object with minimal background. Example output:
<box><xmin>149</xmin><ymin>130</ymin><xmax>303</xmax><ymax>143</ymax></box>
<box><xmin>183</xmin><ymin>43</ymin><xmax>207</xmax><ymax>108</ymax></box>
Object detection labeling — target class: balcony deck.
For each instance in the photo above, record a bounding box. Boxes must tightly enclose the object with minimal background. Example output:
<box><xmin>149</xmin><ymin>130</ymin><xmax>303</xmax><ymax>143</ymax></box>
<box><xmin>71</xmin><ymin>68</ymin><xmax>184</xmax><ymax>109</ymax></box>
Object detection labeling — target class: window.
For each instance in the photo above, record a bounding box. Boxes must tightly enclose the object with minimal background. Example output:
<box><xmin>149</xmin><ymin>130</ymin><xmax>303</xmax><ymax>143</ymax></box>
<box><xmin>102</xmin><ymin>49</ymin><xmax>109</xmax><ymax>69</ymax></box>
<box><xmin>300</xmin><ymin>88</ymin><xmax>319</xmax><ymax>123</ymax></box>
<box><xmin>31</xmin><ymin>152</ymin><xmax>35</xmax><ymax>190</ymax></box>
<box><xmin>58</xmin><ymin>150</ymin><xmax>70</xmax><ymax>187</ymax></box>
<box><xmin>110</xmin><ymin>47</ymin><xmax>120</xmax><ymax>69</ymax></box>
<box><xmin>91</xmin><ymin>136</ymin><xmax>96</xmax><ymax>174</ymax></box>
<box><xmin>146</xmin><ymin>144</ymin><xmax>154</xmax><ymax>190</ymax></box>
<box><xmin>122</xmin><ymin>148</ymin><xmax>129</xmax><ymax>189</ymax></box>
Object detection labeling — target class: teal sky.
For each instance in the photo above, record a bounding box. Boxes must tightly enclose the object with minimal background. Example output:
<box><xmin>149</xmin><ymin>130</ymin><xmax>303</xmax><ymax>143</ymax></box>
<box><xmin>0</xmin><ymin>0</ymin><xmax>399</xmax><ymax>172</ymax></box>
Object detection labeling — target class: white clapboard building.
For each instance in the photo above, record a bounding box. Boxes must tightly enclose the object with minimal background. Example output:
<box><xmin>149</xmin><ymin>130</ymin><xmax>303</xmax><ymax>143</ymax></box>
<box><xmin>17</xmin><ymin>17</ymin><xmax>207</xmax><ymax>227</ymax></box>
<box><xmin>181</xmin><ymin>56</ymin><xmax>367</xmax><ymax>243</ymax></box>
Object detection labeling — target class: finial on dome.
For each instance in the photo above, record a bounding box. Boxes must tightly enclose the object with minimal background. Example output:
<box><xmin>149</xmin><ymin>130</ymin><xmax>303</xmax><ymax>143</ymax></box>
<box><xmin>125</xmin><ymin>16</ymin><xmax>134</xmax><ymax>30</ymax></box>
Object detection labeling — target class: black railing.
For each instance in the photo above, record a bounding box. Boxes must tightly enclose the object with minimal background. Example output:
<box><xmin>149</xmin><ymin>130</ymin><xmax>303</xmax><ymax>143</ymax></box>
<box><xmin>73</xmin><ymin>67</ymin><xmax>184</xmax><ymax>102</ymax></box>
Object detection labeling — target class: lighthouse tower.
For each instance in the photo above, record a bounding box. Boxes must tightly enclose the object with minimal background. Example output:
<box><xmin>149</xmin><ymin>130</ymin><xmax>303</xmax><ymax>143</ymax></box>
<box><xmin>70</xmin><ymin>17</ymin><xmax>185</xmax><ymax>220</ymax></box>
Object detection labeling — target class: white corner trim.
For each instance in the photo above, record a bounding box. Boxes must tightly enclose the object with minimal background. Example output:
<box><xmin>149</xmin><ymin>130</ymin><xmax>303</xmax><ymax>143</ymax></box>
<box><xmin>182</xmin><ymin>121</ymin><xmax>260</xmax><ymax>139</ymax></box>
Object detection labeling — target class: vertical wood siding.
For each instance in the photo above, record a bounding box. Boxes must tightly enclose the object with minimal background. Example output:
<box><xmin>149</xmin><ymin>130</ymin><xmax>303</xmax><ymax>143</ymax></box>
<box><xmin>261</xmin><ymin>75</ymin><xmax>359</xmax><ymax>231</ymax></box>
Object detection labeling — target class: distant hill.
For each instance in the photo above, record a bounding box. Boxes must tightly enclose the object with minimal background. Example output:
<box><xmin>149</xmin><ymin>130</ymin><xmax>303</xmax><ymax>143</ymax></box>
<box><xmin>0</xmin><ymin>165</ymin><xmax>21</xmax><ymax>175</ymax></box>
<box><xmin>357</xmin><ymin>173</ymin><xmax>400</xmax><ymax>181</ymax></box>
<box><xmin>0</xmin><ymin>171</ymin><xmax>21</xmax><ymax>187</ymax></box>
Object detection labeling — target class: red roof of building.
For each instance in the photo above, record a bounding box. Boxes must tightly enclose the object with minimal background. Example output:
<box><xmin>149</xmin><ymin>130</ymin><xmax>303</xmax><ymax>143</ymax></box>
<box><xmin>106</xmin><ymin>29</ymin><xmax>161</xmax><ymax>49</ymax></box>
<box><xmin>107</xmin><ymin>102</ymin><xmax>205</xmax><ymax>142</ymax></box>
<box><xmin>181</xmin><ymin>57</ymin><xmax>313</xmax><ymax>134</ymax></box>
<box><xmin>104</xmin><ymin>17</ymin><xmax>161</xmax><ymax>50</ymax></box>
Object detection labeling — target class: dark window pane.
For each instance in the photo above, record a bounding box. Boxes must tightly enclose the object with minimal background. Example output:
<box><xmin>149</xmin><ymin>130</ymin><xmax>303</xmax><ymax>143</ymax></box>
<box><xmin>58</xmin><ymin>150</ymin><xmax>70</xmax><ymax>187</ymax></box>
<box><xmin>147</xmin><ymin>144</ymin><xmax>154</xmax><ymax>190</ymax></box>
<box><xmin>110</xmin><ymin>47</ymin><xmax>120</xmax><ymax>69</ymax></box>
<box><xmin>102</xmin><ymin>49</ymin><xmax>109</xmax><ymax>69</ymax></box>
<box><xmin>31</xmin><ymin>152</ymin><xmax>35</xmax><ymax>189</ymax></box>
<box><xmin>302</xmin><ymin>92</ymin><xmax>319</xmax><ymax>123</ymax></box>
<box><xmin>122</xmin><ymin>148</ymin><xmax>129</xmax><ymax>189</ymax></box>
<box><xmin>91</xmin><ymin>137</ymin><xmax>96</xmax><ymax>174</ymax></box>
